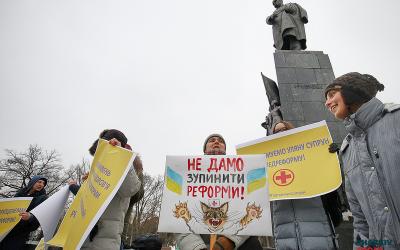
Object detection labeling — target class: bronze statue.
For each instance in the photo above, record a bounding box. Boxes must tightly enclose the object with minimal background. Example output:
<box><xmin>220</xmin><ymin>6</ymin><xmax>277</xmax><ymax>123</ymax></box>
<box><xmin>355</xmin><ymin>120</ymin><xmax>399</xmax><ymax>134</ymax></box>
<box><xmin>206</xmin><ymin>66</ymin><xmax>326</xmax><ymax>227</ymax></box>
<box><xmin>266</xmin><ymin>0</ymin><xmax>308</xmax><ymax>50</ymax></box>
<box><xmin>260</xmin><ymin>73</ymin><xmax>283</xmax><ymax>135</ymax></box>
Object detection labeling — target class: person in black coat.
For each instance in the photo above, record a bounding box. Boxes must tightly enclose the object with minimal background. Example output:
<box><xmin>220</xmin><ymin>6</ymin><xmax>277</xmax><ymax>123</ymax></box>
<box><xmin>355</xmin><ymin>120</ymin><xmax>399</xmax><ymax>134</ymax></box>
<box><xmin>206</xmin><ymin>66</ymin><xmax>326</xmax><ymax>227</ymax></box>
<box><xmin>0</xmin><ymin>175</ymin><xmax>48</xmax><ymax>250</ymax></box>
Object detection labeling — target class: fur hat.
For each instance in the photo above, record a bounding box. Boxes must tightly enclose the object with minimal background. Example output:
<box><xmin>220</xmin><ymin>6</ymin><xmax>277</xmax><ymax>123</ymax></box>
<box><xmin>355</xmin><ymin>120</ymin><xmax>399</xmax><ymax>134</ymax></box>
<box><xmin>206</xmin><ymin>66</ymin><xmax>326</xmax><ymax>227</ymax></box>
<box><xmin>89</xmin><ymin>129</ymin><xmax>128</xmax><ymax>156</ymax></box>
<box><xmin>203</xmin><ymin>134</ymin><xmax>226</xmax><ymax>153</ymax></box>
<box><xmin>324</xmin><ymin>72</ymin><xmax>385</xmax><ymax>105</ymax></box>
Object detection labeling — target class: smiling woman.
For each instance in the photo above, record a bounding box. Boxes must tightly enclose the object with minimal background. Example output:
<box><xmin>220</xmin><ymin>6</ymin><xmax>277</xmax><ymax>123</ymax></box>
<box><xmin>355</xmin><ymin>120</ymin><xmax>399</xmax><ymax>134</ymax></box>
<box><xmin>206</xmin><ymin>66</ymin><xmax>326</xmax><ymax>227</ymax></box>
<box><xmin>324</xmin><ymin>72</ymin><xmax>384</xmax><ymax>120</ymax></box>
<box><xmin>323</xmin><ymin>72</ymin><xmax>400</xmax><ymax>248</ymax></box>
<box><xmin>325</xmin><ymin>89</ymin><xmax>349</xmax><ymax>120</ymax></box>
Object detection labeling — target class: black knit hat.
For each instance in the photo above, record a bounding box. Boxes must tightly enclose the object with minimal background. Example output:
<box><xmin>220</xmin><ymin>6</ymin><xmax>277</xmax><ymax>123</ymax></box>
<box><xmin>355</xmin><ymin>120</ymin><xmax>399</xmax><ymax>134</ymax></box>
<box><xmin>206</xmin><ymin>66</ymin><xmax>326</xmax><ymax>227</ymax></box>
<box><xmin>324</xmin><ymin>72</ymin><xmax>385</xmax><ymax>105</ymax></box>
<box><xmin>89</xmin><ymin>129</ymin><xmax>128</xmax><ymax>156</ymax></box>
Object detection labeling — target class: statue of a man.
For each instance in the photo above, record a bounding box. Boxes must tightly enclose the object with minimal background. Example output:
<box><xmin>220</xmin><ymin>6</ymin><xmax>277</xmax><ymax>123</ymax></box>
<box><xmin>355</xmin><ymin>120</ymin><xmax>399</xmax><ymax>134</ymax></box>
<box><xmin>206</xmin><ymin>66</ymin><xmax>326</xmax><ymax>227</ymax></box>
<box><xmin>266</xmin><ymin>0</ymin><xmax>308</xmax><ymax>50</ymax></box>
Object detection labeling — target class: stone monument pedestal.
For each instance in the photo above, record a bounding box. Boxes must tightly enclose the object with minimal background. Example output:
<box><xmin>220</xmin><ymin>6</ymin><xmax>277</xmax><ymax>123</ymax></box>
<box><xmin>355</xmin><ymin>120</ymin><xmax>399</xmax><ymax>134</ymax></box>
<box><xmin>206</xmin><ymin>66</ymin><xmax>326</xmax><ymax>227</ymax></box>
<box><xmin>271</xmin><ymin>50</ymin><xmax>353</xmax><ymax>249</ymax></box>
<box><xmin>273</xmin><ymin>50</ymin><xmax>346</xmax><ymax>143</ymax></box>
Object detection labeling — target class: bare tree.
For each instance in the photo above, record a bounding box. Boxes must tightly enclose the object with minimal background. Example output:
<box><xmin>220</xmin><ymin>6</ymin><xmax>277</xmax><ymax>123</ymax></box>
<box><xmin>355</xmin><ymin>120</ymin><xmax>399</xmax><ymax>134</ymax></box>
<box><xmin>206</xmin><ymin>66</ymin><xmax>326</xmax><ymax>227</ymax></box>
<box><xmin>65</xmin><ymin>158</ymin><xmax>90</xmax><ymax>186</ymax></box>
<box><xmin>0</xmin><ymin>145</ymin><xmax>74</xmax><ymax>197</ymax></box>
<box><xmin>123</xmin><ymin>173</ymin><xmax>164</xmax><ymax>246</ymax></box>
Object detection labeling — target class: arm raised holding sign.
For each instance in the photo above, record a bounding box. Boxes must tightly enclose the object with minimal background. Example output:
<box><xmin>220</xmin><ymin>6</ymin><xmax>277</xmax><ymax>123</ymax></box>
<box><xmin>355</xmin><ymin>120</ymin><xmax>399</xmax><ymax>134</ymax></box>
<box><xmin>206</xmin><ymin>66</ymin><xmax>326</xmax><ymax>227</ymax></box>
<box><xmin>78</xmin><ymin>129</ymin><xmax>143</xmax><ymax>250</ymax></box>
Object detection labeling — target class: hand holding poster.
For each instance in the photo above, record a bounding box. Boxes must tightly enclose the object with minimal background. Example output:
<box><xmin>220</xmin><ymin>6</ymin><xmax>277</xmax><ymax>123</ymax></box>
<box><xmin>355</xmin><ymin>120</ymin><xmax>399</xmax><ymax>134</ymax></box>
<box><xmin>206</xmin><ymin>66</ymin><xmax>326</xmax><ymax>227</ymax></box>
<box><xmin>236</xmin><ymin>121</ymin><xmax>341</xmax><ymax>201</ymax></box>
<box><xmin>47</xmin><ymin>139</ymin><xmax>136</xmax><ymax>250</ymax></box>
<box><xmin>0</xmin><ymin>197</ymin><xmax>32</xmax><ymax>242</ymax></box>
<box><xmin>30</xmin><ymin>185</ymin><xmax>70</xmax><ymax>242</ymax></box>
<box><xmin>158</xmin><ymin>155</ymin><xmax>272</xmax><ymax>236</ymax></box>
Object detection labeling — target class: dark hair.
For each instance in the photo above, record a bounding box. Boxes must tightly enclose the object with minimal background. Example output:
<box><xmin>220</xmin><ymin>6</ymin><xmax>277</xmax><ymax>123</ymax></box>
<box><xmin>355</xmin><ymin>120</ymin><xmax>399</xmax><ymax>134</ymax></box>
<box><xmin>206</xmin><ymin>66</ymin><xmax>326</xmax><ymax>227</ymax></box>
<box><xmin>89</xmin><ymin>129</ymin><xmax>128</xmax><ymax>156</ymax></box>
<box><xmin>272</xmin><ymin>121</ymin><xmax>295</xmax><ymax>134</ymax></box>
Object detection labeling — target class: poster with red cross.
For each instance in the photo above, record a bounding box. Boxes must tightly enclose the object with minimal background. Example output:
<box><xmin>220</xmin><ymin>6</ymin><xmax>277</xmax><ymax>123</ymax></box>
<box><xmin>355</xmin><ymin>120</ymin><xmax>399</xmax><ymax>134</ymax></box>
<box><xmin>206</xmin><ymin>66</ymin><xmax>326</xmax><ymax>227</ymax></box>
<box><xmin>236</xmin><ymin>121</ymin><xmax>341</xmax><ymax>201</ymax></box>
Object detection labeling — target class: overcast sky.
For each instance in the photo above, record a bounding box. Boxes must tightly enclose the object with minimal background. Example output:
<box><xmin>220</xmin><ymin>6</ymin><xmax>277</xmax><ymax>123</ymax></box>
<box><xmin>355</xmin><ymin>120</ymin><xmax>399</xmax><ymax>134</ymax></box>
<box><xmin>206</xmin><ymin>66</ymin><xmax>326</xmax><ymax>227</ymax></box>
<box><xmin>1</xmin><ymin>0</ymin><xmax>399</xmax><ymax>177</ymax></box>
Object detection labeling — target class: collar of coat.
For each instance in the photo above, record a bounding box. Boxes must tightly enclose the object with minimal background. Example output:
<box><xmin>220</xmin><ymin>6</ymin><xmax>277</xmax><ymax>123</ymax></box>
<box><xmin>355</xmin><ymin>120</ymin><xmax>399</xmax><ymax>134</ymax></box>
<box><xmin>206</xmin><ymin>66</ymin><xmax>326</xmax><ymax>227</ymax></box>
<box><xmin>344</xmin><ymin>98</ymin><xmax>384</xmax><ymax>135</ymax></box>
<box><xmin>340</xmin><ymin>98</ymin><xmax>400</xmax><ymax>153</ymax></box>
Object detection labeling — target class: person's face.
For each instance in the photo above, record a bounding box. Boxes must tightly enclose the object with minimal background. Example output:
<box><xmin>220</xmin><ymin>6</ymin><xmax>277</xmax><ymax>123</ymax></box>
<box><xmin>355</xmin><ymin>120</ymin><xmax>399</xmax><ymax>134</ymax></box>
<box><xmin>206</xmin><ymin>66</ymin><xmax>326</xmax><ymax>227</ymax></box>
<box><xmin>273</xmin><ymin>123</ymin><xmax>288</xmax><ymax>134</ymax></box>
<box><xmin>31</xmin><ymin>179</ymin><xmax>45</xmax><ymax>193</ymax></box>
<box><xmin>325</xmin><ymin>89</ymin><xmax>349</xmax><ymax>120</ymax></box>
<box><xmin>205</xmin><ymin>136</ymin><xmax>226</xmax><ymax>155</ymax></box>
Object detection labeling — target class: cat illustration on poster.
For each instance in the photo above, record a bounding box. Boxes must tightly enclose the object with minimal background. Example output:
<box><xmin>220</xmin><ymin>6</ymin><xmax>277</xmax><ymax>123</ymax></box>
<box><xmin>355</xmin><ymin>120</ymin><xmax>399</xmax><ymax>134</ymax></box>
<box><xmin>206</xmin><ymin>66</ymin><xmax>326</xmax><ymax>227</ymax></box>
<box><xmin>173</xmin><ymin>201</ymin><xmax>262</xmax><ymax>234</ymax></box>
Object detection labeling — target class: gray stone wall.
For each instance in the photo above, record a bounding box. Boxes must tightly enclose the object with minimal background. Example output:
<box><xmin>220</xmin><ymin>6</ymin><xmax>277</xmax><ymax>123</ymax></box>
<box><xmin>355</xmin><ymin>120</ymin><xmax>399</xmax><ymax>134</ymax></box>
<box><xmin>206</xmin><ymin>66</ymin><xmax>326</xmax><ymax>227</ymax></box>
<box><xmin>274</xmin><ymin>50</ymin><xmax>347</xmax><ymax>144</ymax></box>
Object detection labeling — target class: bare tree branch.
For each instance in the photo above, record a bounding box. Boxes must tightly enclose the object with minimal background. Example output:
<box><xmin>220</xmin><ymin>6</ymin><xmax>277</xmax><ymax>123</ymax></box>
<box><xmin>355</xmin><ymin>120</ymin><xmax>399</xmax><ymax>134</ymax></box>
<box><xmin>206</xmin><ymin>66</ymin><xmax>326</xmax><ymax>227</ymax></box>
<box><xmin>122</xmin><ymin>173</ymin><xmax>166</xmax><ymax>246</ymax></box>
<box><xmin>0</xmin><ymin>145</ymin><xmax>85</xmax><ymax>197</ymax></box>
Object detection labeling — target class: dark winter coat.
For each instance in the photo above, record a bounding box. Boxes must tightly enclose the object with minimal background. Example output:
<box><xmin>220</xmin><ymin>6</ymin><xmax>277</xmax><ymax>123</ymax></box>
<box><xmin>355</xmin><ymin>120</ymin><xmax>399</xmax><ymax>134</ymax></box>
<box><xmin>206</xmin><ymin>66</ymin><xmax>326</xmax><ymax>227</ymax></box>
<box><xmin>0</xmin><ymin>175</ymin><xmax>48</xmax><ymax>250</ymax></box>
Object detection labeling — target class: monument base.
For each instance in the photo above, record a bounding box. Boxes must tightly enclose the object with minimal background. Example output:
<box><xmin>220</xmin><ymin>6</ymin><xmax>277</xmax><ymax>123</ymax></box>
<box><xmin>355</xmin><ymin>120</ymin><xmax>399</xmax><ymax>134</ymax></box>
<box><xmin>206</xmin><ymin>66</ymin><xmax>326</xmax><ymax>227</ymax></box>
<box><xmin>273</xmin><ymin>50</ymin><xmax>346</xmax><ymax>144</ymax></box>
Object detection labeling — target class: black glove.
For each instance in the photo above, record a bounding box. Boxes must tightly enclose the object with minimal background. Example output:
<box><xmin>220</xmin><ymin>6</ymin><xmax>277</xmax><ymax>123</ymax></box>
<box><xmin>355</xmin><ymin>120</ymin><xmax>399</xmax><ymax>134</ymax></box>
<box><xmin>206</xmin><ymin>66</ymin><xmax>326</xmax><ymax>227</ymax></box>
<box><xmin>328</xmin><ymin>143</ymin><xmax>340</xmax><ymax>153</ymax></box>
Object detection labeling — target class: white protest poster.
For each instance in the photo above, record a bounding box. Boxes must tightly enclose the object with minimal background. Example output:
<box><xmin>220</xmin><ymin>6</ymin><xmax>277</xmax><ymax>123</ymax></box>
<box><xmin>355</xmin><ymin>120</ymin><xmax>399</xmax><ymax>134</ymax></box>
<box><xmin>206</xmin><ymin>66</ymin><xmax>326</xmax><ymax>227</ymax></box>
<box><xmin>158</xmin><ymin>155</ymin><xmax>272</xmax><ymax>236</ymax></box>
<box><xmin>30</xmin><ymin>185</ymin><xmax>70</xmax><ymax>242</ymax></box>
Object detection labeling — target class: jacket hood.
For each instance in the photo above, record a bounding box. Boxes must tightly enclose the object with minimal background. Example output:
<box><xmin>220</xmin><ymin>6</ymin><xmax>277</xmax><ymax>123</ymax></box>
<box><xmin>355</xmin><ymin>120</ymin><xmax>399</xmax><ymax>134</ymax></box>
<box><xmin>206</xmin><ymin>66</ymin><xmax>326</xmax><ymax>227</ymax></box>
<box><xmin>27</xmin><ymin>175</ymin><xmax>48</xmax><ymax>189</ymax></box>
<box><xmin>15</xmin><ymin>175</ymin><xmax>47</xmax><ymax>197</ymax></box>
<box><xmin>89</xmin><ymin>129</ymin><xmax>128</xmax><ymax>156</ymax></box>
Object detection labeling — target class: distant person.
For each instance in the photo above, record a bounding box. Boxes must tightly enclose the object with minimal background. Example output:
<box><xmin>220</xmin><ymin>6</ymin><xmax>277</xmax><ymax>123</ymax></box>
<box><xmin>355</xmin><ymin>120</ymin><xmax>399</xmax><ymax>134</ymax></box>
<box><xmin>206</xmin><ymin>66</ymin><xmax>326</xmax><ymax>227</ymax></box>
<box><xmin>0</xmin><ymin>176</ymin><xmax>48</xmax><ymax>250</ymax></box>
<box><xmin>131</xmin><ymin>234</ymin><xmax>162</xmax><ymax>250</ymax></box>
<box><xmin>325</xmin><ymin>72</ymin><xmax>400</xmax><ymax>249</ymax></box>
<box><xmin>269</xmin><ymin>121</ymin><xmax>339</xmax><ymax>250</ymax></box>
<box><xmin>266</xmin><ymin>0</ymin><xmax>308</xmax><ymax>50</ymax></box>
<box><xmin>69</xmin><ymin>129</ymin><xmax>143</xmax><ymax>250</ymax></box>
<box><xmin>176</xmin><ymin>134</ymin><xmax>262</xmax><ymax>250</ymax></box>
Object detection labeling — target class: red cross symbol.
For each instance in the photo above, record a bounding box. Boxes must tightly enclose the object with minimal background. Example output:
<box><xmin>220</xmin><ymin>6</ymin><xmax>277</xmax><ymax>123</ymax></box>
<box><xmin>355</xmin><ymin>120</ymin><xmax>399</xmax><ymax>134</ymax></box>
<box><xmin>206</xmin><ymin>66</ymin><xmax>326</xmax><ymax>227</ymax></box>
<box><xmin>273</xmin><ymin>169</ymin><xmax>294</xmax><ymax>186</ymax></box>
<box><xmin>210</xmin><ymin>200</ymin><xmax>220</xmax><ymax>207</ymax></box>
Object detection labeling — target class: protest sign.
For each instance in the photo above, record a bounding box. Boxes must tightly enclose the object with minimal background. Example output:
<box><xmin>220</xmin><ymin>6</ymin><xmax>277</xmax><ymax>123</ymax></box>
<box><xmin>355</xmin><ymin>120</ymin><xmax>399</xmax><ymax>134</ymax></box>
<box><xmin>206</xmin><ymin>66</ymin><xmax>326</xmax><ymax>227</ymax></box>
<box><xmin>236</xmin><ymin>121</ymin><xmax>341</xmax><ymax>201</ymax></box>
<box><xmin>30</xmin><ymin>185</ymin><xmax>70</xmax><ymax>242</ymax></box>
<box><xmin>0</xmin><ymin>197</ymin><xmax>32</xmax><ymax>241</ymax></box>
<box><xmin>35</xmin><ymin>238</ymin><xmax>45</xmax><ymax>250</ymax></box>
<box><xmin>158</xmin><ymin>155</ymin><xmax>272</xmax><ymax>236</ymax></box>
<box><xmin>47</xmin><ymin>139</ymin><xmax>136</xmax><ymax>249</ymax></box>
